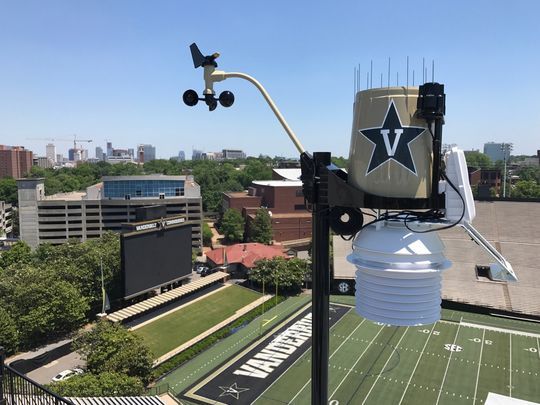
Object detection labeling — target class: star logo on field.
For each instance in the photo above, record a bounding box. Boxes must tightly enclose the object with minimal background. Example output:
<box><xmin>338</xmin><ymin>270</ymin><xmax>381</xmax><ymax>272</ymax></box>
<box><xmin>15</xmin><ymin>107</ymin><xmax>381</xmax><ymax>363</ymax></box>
<box><xmin>359</xmin><ymin>100</ymin><xmax>426</xmax><ymax>176</ymax></box>
<box><xmin>218</xmin><ymin>382</ymin><xmax>249</xmax><ymax>400</ymax></box>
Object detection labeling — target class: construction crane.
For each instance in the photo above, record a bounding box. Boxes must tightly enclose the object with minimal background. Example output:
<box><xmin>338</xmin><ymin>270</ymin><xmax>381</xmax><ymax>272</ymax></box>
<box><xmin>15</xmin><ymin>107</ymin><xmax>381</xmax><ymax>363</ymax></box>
<box><xmin>27</xmin><ymin>135</ymin><xmax>93</xmax><ymax>160</ymax></box>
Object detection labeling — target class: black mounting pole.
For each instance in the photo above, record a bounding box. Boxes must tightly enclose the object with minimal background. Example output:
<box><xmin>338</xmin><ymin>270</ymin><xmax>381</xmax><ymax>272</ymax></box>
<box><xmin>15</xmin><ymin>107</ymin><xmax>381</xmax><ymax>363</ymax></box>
<box><xmin>310</xmin><ymin>152</ymin><xmax>331</xmax><ymax>405</ymax></box>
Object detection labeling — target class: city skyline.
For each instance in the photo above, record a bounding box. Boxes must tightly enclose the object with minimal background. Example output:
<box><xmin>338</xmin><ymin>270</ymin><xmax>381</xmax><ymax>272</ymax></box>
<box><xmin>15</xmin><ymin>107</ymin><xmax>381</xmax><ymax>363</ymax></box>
<box><xmin>1</xmin><ymin>1</ymin><xmax>539</xmax><ymax>159</ymax></box>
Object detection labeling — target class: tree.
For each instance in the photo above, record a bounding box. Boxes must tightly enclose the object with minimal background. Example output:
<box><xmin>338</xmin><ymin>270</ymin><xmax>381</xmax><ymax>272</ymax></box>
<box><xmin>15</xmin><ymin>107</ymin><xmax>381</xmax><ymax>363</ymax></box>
<box><xmin>250</xmin><ymin>257</ymin><xmax>309</xmax><ymax>293</ymax></box>
<box><xmin>0</xmin><ymin>266</ymin><xmax>89</xmax><ymax>348</ymax></box>
<box><xmin>0</xmin><ymin>177</ymin><xmax>17</xmax><ymax>205</ymax></box>
<box><xmin>464</xmin><ymin>151</ymin><xmax>491</xmax><ymax>169</ymax></box>
<box><xmin>202</xmin><ymin>222</ymin><xmax>213</xmax><ymax>247</ymax></box>
<box><xmin>220</xmin><ymin>209</ymin><xmax>245</xmax><ymax>243</ymax></box>
<box><xmin>250</xmin><ymin>208</ymin><xmax>273</xmax><ymax>244</ymax></box>
<box><xmin>49</xmin><ymin>372</ymin><xmax>144</xmax><ymax>397</ymax></box>
<box><xmin>73</xmin><ymin>321</ymin><xmax>153</xmax><ymax>384</ymax></box>
<box><xmin>0</xmin><ymin>305</ymin><xmax>19</xmax><ymax>355</ymax></box>
<box><xmin>512</xmin><ymin>180</ymin><xmax>540</xmax><ymax>198</ymax></box>
<box><xmin>517</xmin><ymin>166</ymin><xmax>540</xmax><ymax>183</ymax></box>
<box><xmin>0</xmin><ymin>241</ymin><xmax>32</xmax><ymax>270</ymax></box>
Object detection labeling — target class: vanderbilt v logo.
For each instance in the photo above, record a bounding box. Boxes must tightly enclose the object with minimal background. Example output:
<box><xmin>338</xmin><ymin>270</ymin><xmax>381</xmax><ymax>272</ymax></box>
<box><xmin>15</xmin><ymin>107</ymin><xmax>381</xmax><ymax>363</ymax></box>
<box><xmin>380</xmin><ymin>129</ymin><xmax>403</xmax><ymax>157</ymax></box>
<box><xmin>359</xmin><ymin>101</ymin><xmax>425</xmax><ymax>175</ymax></box>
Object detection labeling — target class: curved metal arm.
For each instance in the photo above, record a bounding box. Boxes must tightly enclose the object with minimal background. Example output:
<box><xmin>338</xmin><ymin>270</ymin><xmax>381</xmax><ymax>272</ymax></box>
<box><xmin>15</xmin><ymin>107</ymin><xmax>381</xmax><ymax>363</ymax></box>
<box><xmin>210</xmin><ymin>70</ymin><xmax>306</xmax><ymax>154</ymax></box>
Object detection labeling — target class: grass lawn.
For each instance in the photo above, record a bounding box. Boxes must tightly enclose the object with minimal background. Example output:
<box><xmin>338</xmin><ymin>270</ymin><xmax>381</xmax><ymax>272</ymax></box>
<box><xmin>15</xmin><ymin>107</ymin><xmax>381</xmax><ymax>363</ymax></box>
<box><xmin>133</xmin><ymin>285</ymin><xmax>261</xmax><ymax>358</ymax></box>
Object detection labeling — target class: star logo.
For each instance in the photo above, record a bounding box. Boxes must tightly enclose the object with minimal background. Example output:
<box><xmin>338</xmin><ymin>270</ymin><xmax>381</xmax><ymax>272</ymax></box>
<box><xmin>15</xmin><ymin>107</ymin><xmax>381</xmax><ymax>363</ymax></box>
<box><xmin>218</xmin><ymin>382</ymin><xmax>249</xmax><ymax>400</ymax></box>
<box><xmin>359</xmin><ymin>100</ymin><xmax>426</xmax><ymax>176</ymax></box>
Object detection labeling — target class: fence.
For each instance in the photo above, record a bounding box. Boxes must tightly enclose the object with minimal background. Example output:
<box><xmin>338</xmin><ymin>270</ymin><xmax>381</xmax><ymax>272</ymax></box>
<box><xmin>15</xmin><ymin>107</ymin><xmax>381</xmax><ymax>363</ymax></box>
<box><xmin>0</xmin><ymin>347</ymin><xmax>74</xmax><ymax>405</ymax></box>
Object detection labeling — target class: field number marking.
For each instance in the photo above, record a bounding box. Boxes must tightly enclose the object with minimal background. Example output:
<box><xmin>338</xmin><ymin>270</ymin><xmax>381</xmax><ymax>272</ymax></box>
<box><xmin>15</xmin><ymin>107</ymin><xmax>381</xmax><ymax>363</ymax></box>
<box><xmin>398</xmin><ymin>323</ymin><xmax>436</xmax><ymax>405</ymax></box>
<box><xmin>435</xmin><ymin>320</ymin><xmax>462</xmax><ymax>405</ymax></box>
<box><xmin>525</xmin><ymin>347</ymin><xmax>538</xmax><ymax>353</ymax></box>
<box><xmin>473</xmin><ymin>330</ymin><xmax>485</xmax><ymax>405</ymax></box>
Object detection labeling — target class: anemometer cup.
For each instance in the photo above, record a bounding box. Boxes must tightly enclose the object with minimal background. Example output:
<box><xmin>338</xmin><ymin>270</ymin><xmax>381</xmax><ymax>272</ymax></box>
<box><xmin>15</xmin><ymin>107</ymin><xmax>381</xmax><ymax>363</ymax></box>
<box><xmin>183</xmin><ymin>89</ymin><xmax>199</xmax><ymax>107</ymax></box>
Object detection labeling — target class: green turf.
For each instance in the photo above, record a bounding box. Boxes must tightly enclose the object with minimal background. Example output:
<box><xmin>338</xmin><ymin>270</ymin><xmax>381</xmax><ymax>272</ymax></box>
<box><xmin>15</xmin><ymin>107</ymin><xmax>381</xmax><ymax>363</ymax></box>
<box><xmin>256</xmin><ymin>305</ymin><xmax>540</xmax><ymax>404</ymax></box>
<box><xmin>158</xmin><ymin>295</ymin><xmax>312</xmax><ymax>397</ymax></box>
<box><xmin>133</xmin><ymin>285</ymin><xmax>261</xmax><ymax>358</ymax></box>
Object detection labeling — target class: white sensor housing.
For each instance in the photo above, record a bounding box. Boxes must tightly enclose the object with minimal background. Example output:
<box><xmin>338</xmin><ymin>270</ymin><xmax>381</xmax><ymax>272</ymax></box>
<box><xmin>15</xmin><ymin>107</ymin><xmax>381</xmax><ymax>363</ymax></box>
<box><xmin>348</xmin><ymin>221</ymin><xmax>451</xmax><ymax>326</ymax></box>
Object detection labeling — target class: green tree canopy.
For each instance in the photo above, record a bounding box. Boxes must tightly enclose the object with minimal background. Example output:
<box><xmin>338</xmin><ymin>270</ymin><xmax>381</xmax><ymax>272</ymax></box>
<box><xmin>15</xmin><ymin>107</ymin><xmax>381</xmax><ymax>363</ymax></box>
<box><xmin>0</xmin><ymin>266</ymin><xmax>89</xmax><ymax>348</ymax></box>
<box><xmin>73</xmin><ymin>321</ymin><xmax>153</xmax><ymax>384</ymax></box>
<box><xmin>464</xmin><ymin>151</ymin><xmax>492</xmax><ymax>169</ymax></box>
<box><xmin>0</xmin><ymin>177</ymin><xmax>18</xmax><ymax>205</ymax></box>
<box><xmin>202</xmin><ymin>222</ymin><xmax>213</xmax><ymax>247</ymax></box>
<box><xmin>49</xmin><ymin>372</ymin><xmax>144</xmax><ymax>397</ymax></box>
<box><xmin>512</xmin><ymin>180</ymin><xmax>540</xmax><ymax>198</ymax></box>
<box><xmin>0</xmin><ymin>305</ymin><xmax>19</xmax><ymax>355</ymax></box>
<box><xmin>249</xmin><ymin>257</ymin><xmax>309</xmax><ymax>293</ymax></box>
<box><xmin>249</xmin><ymin>208</ymin><xmax>273</xmax><ymax>244</ymax></box>
<box><xmin>0</xmin><ymin>241</ymin><xmax>32</xmax><ymax>270</ymax></box>
<box><xmin>220</xmin><ymin>209</ymin><xmax>245</xmax><ymax>243</ymax></box>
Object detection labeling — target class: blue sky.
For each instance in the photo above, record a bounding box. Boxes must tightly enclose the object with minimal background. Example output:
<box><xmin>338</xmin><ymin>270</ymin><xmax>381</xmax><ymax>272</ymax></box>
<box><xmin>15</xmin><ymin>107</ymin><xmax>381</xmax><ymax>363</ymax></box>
<box><xmin>1</xmin><ymin>0</ymin><xmax>539</xmax><ymax>159</ymax></box>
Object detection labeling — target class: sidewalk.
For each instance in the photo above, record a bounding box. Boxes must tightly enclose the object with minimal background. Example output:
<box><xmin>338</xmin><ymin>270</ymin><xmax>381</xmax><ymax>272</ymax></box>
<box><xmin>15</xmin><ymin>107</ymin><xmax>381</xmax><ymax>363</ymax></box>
<box><xmin>153</xmin><ymin>294</ymin><xmax>272</xmax><ymax>366</ymax></box>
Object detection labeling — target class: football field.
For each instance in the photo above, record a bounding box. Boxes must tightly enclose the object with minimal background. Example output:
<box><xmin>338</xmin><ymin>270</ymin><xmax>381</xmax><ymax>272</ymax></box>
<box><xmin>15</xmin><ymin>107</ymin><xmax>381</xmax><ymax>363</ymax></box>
<box><xmin>254</xmin><ymin>309</ymin><xmax>540</xmax><ymax>404</ymax></box>
<box><xmin>170</xmin><ymin>297</ymin><xmax>540</xmax><ymax>404</ymax></box>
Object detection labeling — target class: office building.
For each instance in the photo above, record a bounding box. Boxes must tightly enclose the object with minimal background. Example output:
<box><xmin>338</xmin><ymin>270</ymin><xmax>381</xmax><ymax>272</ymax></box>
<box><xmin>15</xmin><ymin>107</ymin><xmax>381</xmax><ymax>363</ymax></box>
<box><xmin>34</xmin><ymin>156</ymin><xmax>54</xmax><ymax>169</ymax></box>
<box><xmin>138</xmin><ymin>144</ymin><xmax>156</xmax><ymax>163</ymax></box>
<box><xmin>222</xmin><ymin>149</ymin><xmax>246</xmax><ymax>160</ymax></box>
<box><xmin>106</xmin><ymin>142</ymin><xmax>113</xmax><ymax>157</ymax></box>
<box><xmin>0</xmin><ymin>145</ymin><xmax>33</xmax><ymax>179</ymax></box>
<box><xmin>178</xmin><ymin>151</ymin><xmax>185</xmax><ymax>161</ymax></box>
<box><xmin>46</xmin><ymin>143</ymin><xmax>56</xmax><ymax>163</ymax></box>
<box><xmin>223</xmin><ymin>171</ymin><xmax>311</xmax><ymax>242</ymax></box>
<box><xmin>95</xmin><ymin>146</ymin><xmax>104</xmax><ymax>161</ymax></box>
<box><xmin>483</xmin><ymin>142</ymin><xmax>512</xmax><ymax>162</ymax></box>
<box><xmin>17</xmin><ymin>175</ymin><xmax>203</xmax><ymax>249</ymax></box>
<box><xmin>0</xmin><ymin>201</ymin><xmax>13</xmax><ymax>237</ymax></box>
<box><xmin>192</xmin><ymin>149</ymin><xmax>203</xmax><ymax>160</ymax></box>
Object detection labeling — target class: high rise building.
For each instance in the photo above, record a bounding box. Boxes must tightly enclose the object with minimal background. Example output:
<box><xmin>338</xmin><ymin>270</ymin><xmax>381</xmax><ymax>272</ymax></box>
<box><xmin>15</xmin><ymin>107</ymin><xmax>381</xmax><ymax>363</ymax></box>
<box><xmin>0</xmin><ymin>145</ymin><xmax>34</xmax><ymax>179</ymax></box>
<box><xmin>95</xmin><ymin>146</ymin><xmax>104</xmax><ymax>161</ymax></box>
<box><xmin>139</xmin><ymin>144</ymin><xmax>156</xmax><ymax>162</ymax></box>
<box><xmin>483</xmin><ymin>142</ymin><xmax>512</xmax><ymax>162</ymax></box>
<box><xmin>178</xmin><ymin>150</ymin><xmax>185</xmax><ymax>161</ymax></box>
<box><xmin>45</xmin><ymin>143</ymin><xmax>56</xmax><ymax>163</ymax></box>
<box><xmin>106</xmin><ymin>142</ymin><xmax>113</xmax><ymax>157</ymax></box>
<box><xmin>192</xmin><ymin>149</ymin><xmax>203</xmax><ymax>160</ymax></box>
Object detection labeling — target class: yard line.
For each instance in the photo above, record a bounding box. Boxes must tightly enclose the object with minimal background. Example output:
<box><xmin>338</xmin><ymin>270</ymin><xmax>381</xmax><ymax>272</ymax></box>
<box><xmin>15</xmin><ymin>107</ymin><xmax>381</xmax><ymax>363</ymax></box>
<box><xmin>397</xmin><ymin>323</ymin><xmax>436</xmax><ymax>405</ymax></box>
<box><xmin>288</xmin><ymin>319</ymin><xmax>366</xmax><ymax>405</ymax></box>
<box><xmin>473</xmin><ymin>329</ymin><xmax>486</xmax><ymax>405</ymax></box>
<box><xmin>361</xmin><ymin>327</ymin><xmax>409</xmax><ymax>405</ymax></box>
<box><xmin>329</xmin><ymin>325</ymin><xmax>386</xmax><ymax>401</ymax></box>
<box><xmin>509</xmin><ymin>334</ymin><xmax>512</xmax><ymax>397</ymax></box>
<box><xmin>537</xmin><ymin>337</ymin><xmax>540</xmax><ymax>360</ymax></box>
<box><xmin>435</xmin><ymin>319</ymin><xmax>463</xmax><ymax>405</ymax></box>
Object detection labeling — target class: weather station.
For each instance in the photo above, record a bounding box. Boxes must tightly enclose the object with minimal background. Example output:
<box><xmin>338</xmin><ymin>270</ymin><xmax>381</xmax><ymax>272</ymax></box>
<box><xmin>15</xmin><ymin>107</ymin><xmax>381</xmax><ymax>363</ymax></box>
<box><xmin>181</xmin><ymin>43</ymin><xmax>518</xmax><ymax>405</ymax></box>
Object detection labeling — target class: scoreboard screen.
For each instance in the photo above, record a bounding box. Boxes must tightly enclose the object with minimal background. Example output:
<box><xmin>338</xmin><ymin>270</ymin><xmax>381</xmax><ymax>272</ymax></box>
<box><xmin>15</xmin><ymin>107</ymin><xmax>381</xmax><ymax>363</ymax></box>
<box><xmin>121</xmin><ymin>217</ymin><xmax>192</xmax><ymax>299</ymax></box>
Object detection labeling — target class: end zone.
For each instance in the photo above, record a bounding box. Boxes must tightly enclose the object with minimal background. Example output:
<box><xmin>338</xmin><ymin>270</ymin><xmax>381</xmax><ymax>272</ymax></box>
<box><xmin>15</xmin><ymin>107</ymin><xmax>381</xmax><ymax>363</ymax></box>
<box><xmin>181</xmin><ymin>303</ymin><xmax>350</xmax><ymax>404</ymax></box>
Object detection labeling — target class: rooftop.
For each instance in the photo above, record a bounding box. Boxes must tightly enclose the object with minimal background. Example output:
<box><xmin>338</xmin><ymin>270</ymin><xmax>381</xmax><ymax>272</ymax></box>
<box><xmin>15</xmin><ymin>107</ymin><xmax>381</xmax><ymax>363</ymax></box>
<box><xmin>206</xmin><ymin>243</ymin><xmax>288</xmax><ymax>269</ymax></box>
<box><xmin>252</xmin><ymin>180</ymin><xmax>302</xmax><ymax>187</ymax></box>
<box><xmin>273</xmin><ymin>168</ymin><xmax>301</xmax><ymax>181</ymax></box>
<box><xmin>43</xmin><ymin>191</ymin><xmax>86</xmax><ymax>201</ymax></box>
<box><xmin>333</xmin><ymin>200</ymin><xmax>540</xmax><ymax>317</ymax></box>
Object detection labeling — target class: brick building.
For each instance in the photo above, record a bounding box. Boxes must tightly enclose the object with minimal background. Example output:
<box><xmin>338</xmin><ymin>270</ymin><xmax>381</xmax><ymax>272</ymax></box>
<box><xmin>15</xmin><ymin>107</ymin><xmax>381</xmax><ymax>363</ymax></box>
<box><xmin>222</xmin><ymin>176</ymin><xmax>312</xmax><ymax>242</ymax></box>
<box><xmin>0</xmin><ymin>145</ymin><xmax>33</xmax><ymax>179</ymax></box>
